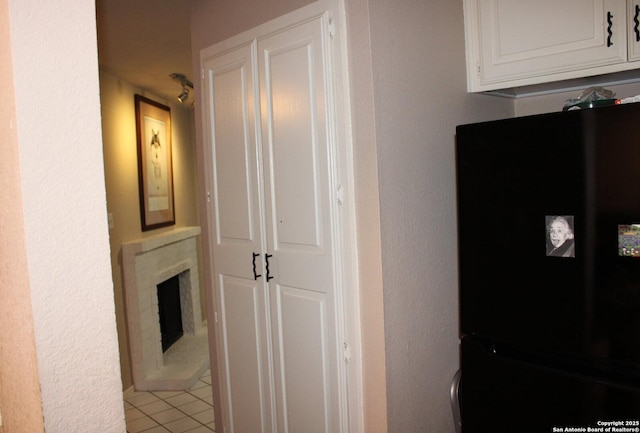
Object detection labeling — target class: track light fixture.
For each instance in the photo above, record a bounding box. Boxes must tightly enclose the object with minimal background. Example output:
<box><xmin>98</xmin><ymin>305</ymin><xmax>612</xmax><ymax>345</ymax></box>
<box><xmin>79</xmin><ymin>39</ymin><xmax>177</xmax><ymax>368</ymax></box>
<box><xmin>170</xmin><ymin>73</ymin><xmax>193</xmax><ymax>103</ymax></box>
<box><xmin>177</xmin><ymin>86</ymin><xmax>189</xmax><ymax>103</ymax></box>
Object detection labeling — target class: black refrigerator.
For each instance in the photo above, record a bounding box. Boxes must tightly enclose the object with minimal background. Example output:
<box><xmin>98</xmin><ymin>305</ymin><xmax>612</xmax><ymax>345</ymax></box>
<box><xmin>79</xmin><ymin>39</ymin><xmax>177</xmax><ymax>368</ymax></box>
<box><xmin>455</xmin><ymin>102</ymin><xmax>640</xmax><ymax>433</ymax></box>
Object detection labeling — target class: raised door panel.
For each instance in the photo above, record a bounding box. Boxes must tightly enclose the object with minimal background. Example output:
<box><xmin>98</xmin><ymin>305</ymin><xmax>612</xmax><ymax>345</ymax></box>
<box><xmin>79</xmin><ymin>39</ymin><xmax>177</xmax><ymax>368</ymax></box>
<box><xmin>205</xmin><ymin>41</ymin><xmax>263</xmax><ymax>279</ymax></box>
<box><xmin>629</xmin><ymin>0</ymin><xmax>640</xmax><ymax>61</ymax></box>
<box><xmin>259</xmin><ymin>19</ymin><xmax>333</xmax><ymax>293</ymax></box>
<box><xmin>218</xmin><ymin>276</ymin><xmax>272</xmax><ymax>433</ymax></box>
<box><xmin>202</xmin><ymin>41</ymin><xmax>273</xmax><ymax>433</ymax></box>
<box><xmin>469</xmin><ymin>0</ymin><xmax>627</xmax><ymax>88</ymax></box>
<box><xmin>274</xmin><ymin>287</ymin><xmax>331</xmax><ymax>433</ymax></box>
<box><xmin>258</xmin><ymin>14</ymin><xmax>342</xmax><ymax>433</ymax></box>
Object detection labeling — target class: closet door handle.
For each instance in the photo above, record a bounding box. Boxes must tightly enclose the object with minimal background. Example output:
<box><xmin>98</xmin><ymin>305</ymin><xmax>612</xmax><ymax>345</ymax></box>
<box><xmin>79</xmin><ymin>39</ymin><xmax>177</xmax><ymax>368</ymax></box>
<box><xmin>607</xmin><ymin>11</ymin><xmax>614</xmax><ymax>47</ymax></box>
<box><xmin>252</xmin><ymin>252</ymin><xmax>261</xmax><ymax>280</ymax></box>
<box><xmin>265</xmin><ymin>254</ymin><xmax>274</xmax><ymax>281</ymax></box>
<box><xmin>634</xmin><ymin>5</ymin><xmax>640</xmax><ymax>42</ymax></box>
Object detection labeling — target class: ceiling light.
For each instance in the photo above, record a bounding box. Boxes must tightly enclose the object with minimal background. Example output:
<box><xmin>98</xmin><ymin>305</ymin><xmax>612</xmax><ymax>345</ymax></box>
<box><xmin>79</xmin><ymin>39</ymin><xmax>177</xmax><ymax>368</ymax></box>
<box><xmin>170</xmin><ymin>73</ymin><xmax>193</xmax><ymax>103</ymax></box>
<box><xmin>177</xmin><ymin>86</ymin><xmax>189</xmax><ymax>103</ymax></box>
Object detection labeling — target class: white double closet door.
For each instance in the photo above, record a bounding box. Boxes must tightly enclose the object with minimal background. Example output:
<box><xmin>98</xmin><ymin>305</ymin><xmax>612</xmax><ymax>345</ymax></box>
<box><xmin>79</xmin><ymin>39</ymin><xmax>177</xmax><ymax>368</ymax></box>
<box><xmin>201</xmin><ymin>6</ymin><xmax>348</xmax><ymax>433</ymax></box>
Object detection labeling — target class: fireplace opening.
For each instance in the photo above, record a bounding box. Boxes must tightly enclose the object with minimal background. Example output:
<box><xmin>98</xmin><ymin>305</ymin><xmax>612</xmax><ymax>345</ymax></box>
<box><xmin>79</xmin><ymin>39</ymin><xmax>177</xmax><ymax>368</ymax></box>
<box><xmin>157</xmin><ymin>275</ymin><xmax>183</xmax><ymax>352</ymax></box>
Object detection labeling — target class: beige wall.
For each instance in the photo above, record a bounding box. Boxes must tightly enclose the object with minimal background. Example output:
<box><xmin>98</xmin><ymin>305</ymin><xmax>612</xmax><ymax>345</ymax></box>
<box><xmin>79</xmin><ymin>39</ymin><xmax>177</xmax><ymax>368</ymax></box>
<box><xmin>0</xmin><ymin>0</ymin><xmax>44</xmax><ymax>431</ymax></box>
<box><xmin>365</xmin><ymin>0</ymin><xmax>512</xmax><ymax>431</ymax></box>
<box><xmin>99</xmin><ymin>70</ymin><xmax>202</xmax><ymax>390</ymax></box>
<box><xmin>190</xmin><ymin>0</ymin><xmax>314</xmax><ymax>49</ymax></box>
<box><xmin>5</xmin><ymin>0</ymin><xmax>126</xmax><ymax>431</ymax></box>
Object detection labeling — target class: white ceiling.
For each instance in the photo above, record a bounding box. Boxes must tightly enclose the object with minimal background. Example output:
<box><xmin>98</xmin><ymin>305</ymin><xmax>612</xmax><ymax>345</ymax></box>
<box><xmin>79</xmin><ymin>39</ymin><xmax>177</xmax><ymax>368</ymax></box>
<box><xmin>95</xmin><ymin>0</ymin><xmax>194</xmax><ymax>104</ymax></box>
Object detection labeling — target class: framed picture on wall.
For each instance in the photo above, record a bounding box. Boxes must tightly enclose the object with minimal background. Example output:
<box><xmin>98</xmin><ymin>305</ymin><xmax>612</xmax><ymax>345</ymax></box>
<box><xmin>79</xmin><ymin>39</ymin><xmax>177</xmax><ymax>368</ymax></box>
<box><xmin>134</xmin><ymin>94</ymin><xmax>175</xmax><ymax>231</ymax></box>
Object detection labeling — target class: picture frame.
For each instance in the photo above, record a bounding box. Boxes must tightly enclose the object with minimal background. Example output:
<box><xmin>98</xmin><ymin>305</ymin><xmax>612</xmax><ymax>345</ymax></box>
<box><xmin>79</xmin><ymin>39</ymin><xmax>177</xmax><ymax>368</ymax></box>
<box><xmin>134</xmin><ymin>94</ymin><xmax>175</xmax><ymax>231</ymax></box>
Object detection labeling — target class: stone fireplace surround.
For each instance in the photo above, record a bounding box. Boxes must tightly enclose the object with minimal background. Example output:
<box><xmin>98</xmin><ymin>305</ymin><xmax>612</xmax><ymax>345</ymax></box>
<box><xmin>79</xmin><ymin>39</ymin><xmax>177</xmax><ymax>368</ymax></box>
<box><xmin>122</xmin><ymin>226</ymin><xmax>209</xmax><ymax>391</ymax></box>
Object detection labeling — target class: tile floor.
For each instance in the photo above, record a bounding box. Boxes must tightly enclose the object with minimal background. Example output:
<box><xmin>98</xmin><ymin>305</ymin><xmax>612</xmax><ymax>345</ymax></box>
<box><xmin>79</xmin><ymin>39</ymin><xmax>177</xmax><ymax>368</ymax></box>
<box><xmin>124</xmin><ymin>369</ymin><xmax>215</xmax><ymax>433</ymax></box>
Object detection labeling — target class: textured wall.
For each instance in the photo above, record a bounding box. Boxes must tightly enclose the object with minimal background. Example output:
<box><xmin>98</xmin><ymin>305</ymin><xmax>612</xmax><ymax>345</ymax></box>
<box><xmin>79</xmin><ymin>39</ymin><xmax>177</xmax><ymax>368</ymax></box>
<box><xmin>366</xmin><ymin>0</ymin><xmax>512</xmax><ymax>431</ymax></box>
<box><xmin>190</xmin><ymin>0</ymin><xmax>314</xmax><ymax>49</ymax></box>
<box><xmin>0</xmin><ymin>0</ymin><xmax>44</xmax><ymax>431</ymax></box>
<box><xmin>7</xmin><ymin>0</ymin><xmax>126</xmax><ymax>431</ymax></box>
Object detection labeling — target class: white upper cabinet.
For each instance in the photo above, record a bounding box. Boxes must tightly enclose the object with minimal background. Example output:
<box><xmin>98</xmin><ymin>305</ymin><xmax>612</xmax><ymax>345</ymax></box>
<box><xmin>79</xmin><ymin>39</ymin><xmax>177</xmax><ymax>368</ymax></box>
<box><xmin>464</xmin><ymin>0</ymin><xmax>640</xmax><ymax>92</ymax></box>
<box><xmin>629</xmin><ymin>0</ymin><xmax>640</xmax><ymax>61</ymax></box>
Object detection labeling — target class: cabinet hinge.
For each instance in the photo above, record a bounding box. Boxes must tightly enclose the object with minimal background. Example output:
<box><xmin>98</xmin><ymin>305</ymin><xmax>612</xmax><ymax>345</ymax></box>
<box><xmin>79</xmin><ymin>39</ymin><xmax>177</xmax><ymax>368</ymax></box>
<box><xmin>214</xmin><ymin>311</ymin><xmax>218</xmax><ymax>323</ymax></box>
<box><xmin>328</xmin><ymin>18</ymin><xmax>336</xmax><ymax>39</ymax></box>
<box><xmin>344</xmin><ymin>342</ymin><xmax>351</xmax><ymax>363</ymax></box>
<box><xmin>207</xmin><ymin>191</ymin><xmax>211</xmax><ymax>203</ymax></box>
<box><xmin>476</xmin><ymin>63</ymin><xmax>481</xmax><ymax>78</ymax></box>
<box><xmin>201</xmin><ymin>68</ymin><xmax>205</xmax><ymax>80</ymax></box>
<box><xmin>336</xmin><ymin>185</ymin><xmax>344</xmax><ymax>205</ymax></box>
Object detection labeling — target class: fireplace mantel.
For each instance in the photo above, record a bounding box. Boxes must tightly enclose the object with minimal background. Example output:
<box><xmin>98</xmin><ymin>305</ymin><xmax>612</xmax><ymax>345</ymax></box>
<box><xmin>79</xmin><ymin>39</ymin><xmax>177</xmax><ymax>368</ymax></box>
<box><xmin>123</xmin><ymin>226</ymin><xmax>201</xmax><ymax>255</ymax></box>
<box><xmin>122</xmin><ymin>226</ymin><xmax>208</xmax><ymax>391</ymax></box>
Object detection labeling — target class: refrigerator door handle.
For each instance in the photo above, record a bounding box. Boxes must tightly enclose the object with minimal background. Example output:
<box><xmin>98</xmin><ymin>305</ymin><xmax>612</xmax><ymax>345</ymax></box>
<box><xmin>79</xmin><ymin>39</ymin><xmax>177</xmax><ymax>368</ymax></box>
<box><xmin>450</xmin><ymin>369</ymin><xmax>462</xmax><ymax>433</ymax></box>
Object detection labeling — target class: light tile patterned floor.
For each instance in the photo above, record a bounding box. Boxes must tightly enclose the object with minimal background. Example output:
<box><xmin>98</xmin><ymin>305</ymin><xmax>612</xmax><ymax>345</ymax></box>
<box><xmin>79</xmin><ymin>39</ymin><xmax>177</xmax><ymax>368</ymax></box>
<box><xmin>124</xmin><ymin>369</ymin><xmax>215</xmax><ymax>433</ymax></box>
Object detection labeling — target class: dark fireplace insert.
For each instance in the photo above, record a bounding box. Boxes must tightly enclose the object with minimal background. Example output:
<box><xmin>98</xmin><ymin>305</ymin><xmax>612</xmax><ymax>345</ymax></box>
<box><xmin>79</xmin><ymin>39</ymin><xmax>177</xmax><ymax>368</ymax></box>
<box><xmin>157</xmin><ymin>275</ymin><xmax>183</xmax><ymax>352</ymax></box>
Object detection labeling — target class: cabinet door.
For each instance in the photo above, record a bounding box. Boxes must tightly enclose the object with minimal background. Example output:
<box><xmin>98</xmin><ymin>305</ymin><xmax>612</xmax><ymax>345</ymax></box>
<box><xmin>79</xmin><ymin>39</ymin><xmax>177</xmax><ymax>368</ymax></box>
<box><xmin>629</xmin><ymin>0</ymin><xmax>640</xmax><ymax>61</ymax></box>
<box><xmin>202</xmin><ymin>42</ymin><xmax>274</xmax><ymax>433</ymax></box>
<box><xmin>258</xmin><ymin>14</ymin><xmax>343</xmax><ymax>433</ymax></box>
<box><xmin>466</xmin><ymin>0</ymin><xmax>628</xmax><ymax>90</ymax></box>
